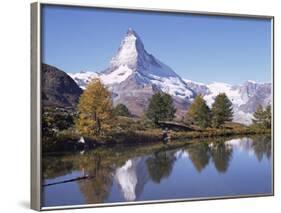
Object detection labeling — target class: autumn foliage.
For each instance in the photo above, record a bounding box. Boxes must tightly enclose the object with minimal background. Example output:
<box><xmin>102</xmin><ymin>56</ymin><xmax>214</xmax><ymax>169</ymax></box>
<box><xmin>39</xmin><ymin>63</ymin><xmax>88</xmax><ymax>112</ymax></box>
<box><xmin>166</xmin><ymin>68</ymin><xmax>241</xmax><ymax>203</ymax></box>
<box><xmin>75</xmin><ymin>78</ymin><xmax>115</xmax><ymax>136</ymax></box>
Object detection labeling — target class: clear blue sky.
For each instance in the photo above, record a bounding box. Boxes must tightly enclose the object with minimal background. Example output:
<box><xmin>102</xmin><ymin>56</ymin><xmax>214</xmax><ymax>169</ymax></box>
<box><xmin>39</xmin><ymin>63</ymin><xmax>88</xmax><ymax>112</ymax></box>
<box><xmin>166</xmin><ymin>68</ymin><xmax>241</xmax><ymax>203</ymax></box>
<box><xmin>42</xmin><ymin>5</ymin><xmax>272</xmax><ymax>84</ymax></box>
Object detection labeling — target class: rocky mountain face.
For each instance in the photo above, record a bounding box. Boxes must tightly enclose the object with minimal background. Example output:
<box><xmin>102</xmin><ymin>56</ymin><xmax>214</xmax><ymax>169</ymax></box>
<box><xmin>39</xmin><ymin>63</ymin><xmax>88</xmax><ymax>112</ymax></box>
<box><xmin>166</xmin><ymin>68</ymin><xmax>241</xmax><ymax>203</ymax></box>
<box><xmin>42</xmin><ymin>63</ymin><xmax>82</xmax><ymax>108</ymax></box>
<box><xmin>67</xmin><ymin>29</ymin><xmax>271</xmax><ymax>125</ymax></box>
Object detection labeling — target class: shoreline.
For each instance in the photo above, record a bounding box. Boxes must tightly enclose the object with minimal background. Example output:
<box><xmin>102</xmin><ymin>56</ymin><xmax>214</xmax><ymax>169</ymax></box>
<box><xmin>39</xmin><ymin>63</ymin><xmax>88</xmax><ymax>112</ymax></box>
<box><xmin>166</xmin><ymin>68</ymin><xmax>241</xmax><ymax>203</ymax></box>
<box><xmin>42</xmin><ymin>128</ymin><xmax>271</xmax><ymax>154</ymax></box>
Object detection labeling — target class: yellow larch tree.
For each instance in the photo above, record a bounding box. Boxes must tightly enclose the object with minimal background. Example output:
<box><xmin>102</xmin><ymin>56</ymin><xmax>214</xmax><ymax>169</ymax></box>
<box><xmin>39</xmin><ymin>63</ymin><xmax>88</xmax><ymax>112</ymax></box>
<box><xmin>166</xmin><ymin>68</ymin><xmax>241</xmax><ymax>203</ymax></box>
<box><xmin>75</xmin><ymin>78</ymin><xmax>114</xmax><ymax>137</ymax></box>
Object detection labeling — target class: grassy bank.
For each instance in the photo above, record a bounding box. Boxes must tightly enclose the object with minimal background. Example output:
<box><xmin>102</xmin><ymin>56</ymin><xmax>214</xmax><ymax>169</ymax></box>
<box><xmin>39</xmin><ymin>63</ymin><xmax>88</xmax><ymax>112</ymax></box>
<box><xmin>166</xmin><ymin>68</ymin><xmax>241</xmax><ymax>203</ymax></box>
<box><xmin>172</xmin><ymin>128</ymin><xmax>271</xmax><ymax>140</ymax></box>
<box><xmin>42</xmin><ymin>126</ymin><xmax>271</xmax><ymax>153</ymax></box>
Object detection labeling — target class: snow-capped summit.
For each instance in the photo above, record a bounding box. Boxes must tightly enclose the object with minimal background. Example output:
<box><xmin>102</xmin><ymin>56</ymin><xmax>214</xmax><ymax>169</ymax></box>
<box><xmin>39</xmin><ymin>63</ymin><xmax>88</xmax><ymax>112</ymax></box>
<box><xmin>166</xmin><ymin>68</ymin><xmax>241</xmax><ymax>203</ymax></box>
<box><xmin>109</xmin><ymin>28</ymin><xmax>145</xmax><ymax>68</ymax></box>
<box><xmin>108</xmin><ymin>28</ymin><xmax>179</xmax><ymax>78</ymax></box>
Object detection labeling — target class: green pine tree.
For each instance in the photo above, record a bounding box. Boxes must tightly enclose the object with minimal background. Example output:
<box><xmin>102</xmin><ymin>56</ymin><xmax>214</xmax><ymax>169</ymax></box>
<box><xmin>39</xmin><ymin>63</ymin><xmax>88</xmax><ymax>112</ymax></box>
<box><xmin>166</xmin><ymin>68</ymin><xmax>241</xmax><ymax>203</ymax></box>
<box><xmin>146</xmin><ymin>92</ymin><xmax>176</xmax><ymax>124</ymax></box>
<box><xmin>211</xmin><ymin>93</ymin><xmax>233</xmax><ymax>128</ymax></box>
<box><xmin>252</xmin><ymin>104</ymin><xmax>271</xmax><ymax>129</ymax></box>
<box><xmin>114</xmin><ymin>103</ymin><xmax>131</xmax><ymax>117</ymax></box>
<box><xmin>264</xmin><ymin>105</ymin><xmax>272</xmax><ymax>129</ymax></box>
<box><xmin>186</xmin><ymin>95</ymin><xmax>211</xmax><ymax>128</ymax></box>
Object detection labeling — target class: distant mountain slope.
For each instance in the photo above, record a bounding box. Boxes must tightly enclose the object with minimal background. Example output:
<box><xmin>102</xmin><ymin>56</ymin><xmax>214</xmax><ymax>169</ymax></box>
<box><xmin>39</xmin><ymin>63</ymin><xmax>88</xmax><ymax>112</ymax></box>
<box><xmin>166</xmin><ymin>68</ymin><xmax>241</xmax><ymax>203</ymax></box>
<box><xmin>42</xmin><ymin>63</ymin><xmax>82</xmax><ymax>108</ymax></box>
<box><xmin>185</xmin><ymin>80</ymin><xmax>271</xmax><ymax>124</ymax></box>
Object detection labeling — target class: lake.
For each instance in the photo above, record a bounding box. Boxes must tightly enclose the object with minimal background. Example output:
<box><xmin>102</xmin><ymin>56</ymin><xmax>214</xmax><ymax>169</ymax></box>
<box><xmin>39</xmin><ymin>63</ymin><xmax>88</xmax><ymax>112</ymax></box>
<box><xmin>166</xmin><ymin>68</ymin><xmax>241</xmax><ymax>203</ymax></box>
<box><xmin>42</xmin><ymin>135</ymin><xmax>272</xmax><ymax>207</ymax></box>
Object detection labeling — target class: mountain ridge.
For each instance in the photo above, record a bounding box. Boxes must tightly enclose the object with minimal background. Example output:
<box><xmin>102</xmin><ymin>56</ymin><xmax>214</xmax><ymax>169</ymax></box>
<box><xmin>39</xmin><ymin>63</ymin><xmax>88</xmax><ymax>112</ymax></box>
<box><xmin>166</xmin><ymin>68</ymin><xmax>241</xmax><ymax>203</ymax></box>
<box><xmin>42</xmin><ymin>63</ymin><xmax>83</xmax><ymax>108</ymax></box>
<box><xmin>62</xmin><ymin>28</ymin><xmax>271</xmax><ymax>124</ymax></box>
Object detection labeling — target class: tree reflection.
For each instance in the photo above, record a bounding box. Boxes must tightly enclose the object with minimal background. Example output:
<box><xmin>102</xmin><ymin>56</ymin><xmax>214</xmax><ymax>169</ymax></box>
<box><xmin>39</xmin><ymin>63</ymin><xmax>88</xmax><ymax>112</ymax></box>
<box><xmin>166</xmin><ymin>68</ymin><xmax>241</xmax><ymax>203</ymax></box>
<box><xmin>43</xmin><ymin>151</ymin><xmax>115</xmax><ymax>204</ymax></box>
<box><xmin>146</xmin><ymin>150</ymin><xmax>176</xmax><ymax>183</ymax></box>
<box><xmin>210</xmin><ymin>141</ymin><xmax>233</xmax><ymax>173</ymax></box>
<box><xmin>186</xmin><ymin>143</ymin><xmax>211</xmax><ymax>172</ymax></box>
<box><xmin>43</xmin><ymin>155</ymin><xmax>75</xmax><ymax>179</ymax></box>
<box><xmin>76</xmin><ymin>152</ymin><xmax>116</xmax><ymax>203</ymax></box>
<box><xmin>251</xmin><ymin>135</ymin><xmax>271</xmax><ymax>161</ymax></box>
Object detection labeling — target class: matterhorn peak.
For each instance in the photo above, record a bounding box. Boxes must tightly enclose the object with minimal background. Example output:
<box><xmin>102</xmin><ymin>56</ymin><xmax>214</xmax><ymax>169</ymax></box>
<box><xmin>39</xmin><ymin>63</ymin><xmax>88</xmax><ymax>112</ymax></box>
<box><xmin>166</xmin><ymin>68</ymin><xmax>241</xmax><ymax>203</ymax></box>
<box><xmin>126</xmin><ymin>27</ymin><xmax>138</xmax><ymax>37</ymax></box>
<box><xmin>109</xmin><ymin>28</ymin><xmax>146</xmax><ymax>69</ymax></box>
<box><xmin>109</xmin><ymin>28</ymin><xmax>180</xmax><ymax>79</ymax></box>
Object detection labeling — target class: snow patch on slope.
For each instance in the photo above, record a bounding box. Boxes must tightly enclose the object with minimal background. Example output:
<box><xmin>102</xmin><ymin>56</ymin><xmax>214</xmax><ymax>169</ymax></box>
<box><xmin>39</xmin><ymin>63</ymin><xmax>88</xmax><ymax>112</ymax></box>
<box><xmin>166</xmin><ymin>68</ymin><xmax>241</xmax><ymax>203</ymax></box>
<box><xmin>233</xmin><ymin>111</ymin><xmax>253</xmax><ymax>125</ymax></box>
<box><xmin>68</xmin><ymin>71</ymin><xmax>98</xmax><ymax>89</ymax></box>
<box><xmin>100</xmin><ymin>65</ymin><xmax>133</xmax><ymax>85</ymax></box>
<box><xmin>68</xmin><ymin>66</ymin><xmax>133</xmax><ymax>88</ymax></box>
<box><xmin>150</xmin><ymin>75</ymin><xmax>194</xmax><ymax>99</ymax></box>
<box><xmin>184</xmin><ymin>79</ymin><xmax>205</xmax><ymax>86</ymax></box>
<box><xmin>204</xmin><ymin>82</ymin><xmax>244</xmax><ymax>107</ymax></box>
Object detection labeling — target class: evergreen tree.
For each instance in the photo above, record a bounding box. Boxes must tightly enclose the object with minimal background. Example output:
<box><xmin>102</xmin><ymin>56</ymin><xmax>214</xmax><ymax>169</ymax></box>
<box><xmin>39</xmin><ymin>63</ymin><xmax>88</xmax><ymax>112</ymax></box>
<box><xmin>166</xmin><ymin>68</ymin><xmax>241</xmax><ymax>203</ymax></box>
<box><xmin>146</xmin><ymin>92</ymin><xmax>176</xmax><ymax>124</ymax></box>
<box><xmin>252</xmin><ymin>105</ymin><xmax>265</xmax><ymax>127</ymax></box>
<box><xmin>210</xmin><ymin>141</ymin><xmax>233</xmax><ymax>173</ymax></box>
<box><xmin>264</xmin><ymin>105</ymin><xmax>272</xmax><ymax>129</ymax></box>
<box><xmin>211</xmin><ymin>93</ymin><xmax>233</xmax><ymax>128</ymax></box>
<box><xmin>186</xmin><ymin>95</ymin><xmax>211</xmax><ymax>128</ymax></box>
<box><xmin>75</xmin><ymin>78</ymin><xmax>114</xmax><ymax>136</ymax></box>
<box><xmin>252</xmin><ymin>104</ymin><xmax>271</xmax><ymax>129</ymax></box>
<box><xmin>186</xmin><ymin>143</ymin><xmax>211</xmax><ymax>172</ymax></box>
<box><xmin>113</xmin><ymin>104</ymin><xmax>131</xmax><ymax>117</ymax></box>
<box><xmin>146</xmin><ymin>152</ymin><xmax>175</xmax><ymax>183</ymax></box>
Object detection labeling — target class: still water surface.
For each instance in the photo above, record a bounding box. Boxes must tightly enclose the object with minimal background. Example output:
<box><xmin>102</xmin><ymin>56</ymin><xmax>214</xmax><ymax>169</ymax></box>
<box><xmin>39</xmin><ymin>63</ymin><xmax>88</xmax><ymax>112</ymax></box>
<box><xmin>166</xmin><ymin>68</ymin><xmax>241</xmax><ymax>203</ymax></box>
<box><xmin>43</xmin><ymin>135</ymin><xmax>272</xmax><ymax>207</ymax></box>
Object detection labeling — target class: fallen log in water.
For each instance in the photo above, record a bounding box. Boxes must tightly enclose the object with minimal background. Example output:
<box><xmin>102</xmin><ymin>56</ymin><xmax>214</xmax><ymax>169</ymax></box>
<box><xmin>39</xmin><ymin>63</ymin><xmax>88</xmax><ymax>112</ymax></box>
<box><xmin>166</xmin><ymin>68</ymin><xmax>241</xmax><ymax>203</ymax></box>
<box><xmin>43</xmin><ymin>175</ymin><xmax>90</xmax><ymax>187</ymax></box>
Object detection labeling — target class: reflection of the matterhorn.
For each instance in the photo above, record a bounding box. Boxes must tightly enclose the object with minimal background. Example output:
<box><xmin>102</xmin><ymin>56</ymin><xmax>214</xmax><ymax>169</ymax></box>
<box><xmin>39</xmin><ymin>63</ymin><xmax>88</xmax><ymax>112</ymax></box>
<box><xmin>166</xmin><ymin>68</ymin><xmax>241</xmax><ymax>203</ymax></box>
<box><xmin>114</xmin><ymin>157</ymin><xmax>150</xmax><ymax>201</ymax></box>
<box><xmin>114</xmin><ymin>150</ymin><xmax>179</xmax><ymax>201</ymax></box>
